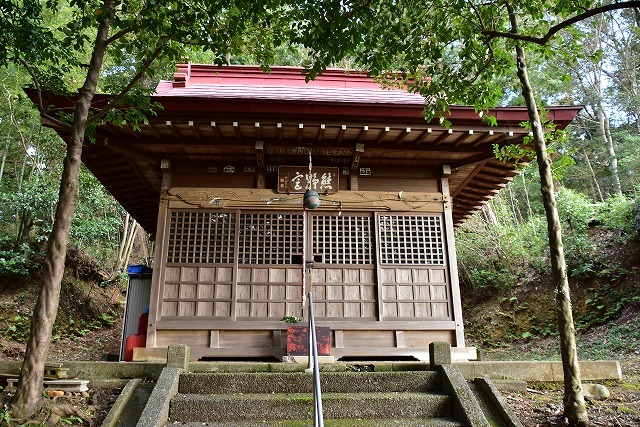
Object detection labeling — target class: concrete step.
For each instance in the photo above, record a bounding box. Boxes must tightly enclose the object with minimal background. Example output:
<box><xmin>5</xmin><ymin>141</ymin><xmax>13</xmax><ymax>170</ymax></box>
<box><xmin>168</xmin><ymin>418</ymin><xmax>464</xmax><ymax>426</ymax></box>
<box><xmin>178</xmin><ymin>371</ymin><xmax>441</xmax><ymax>394</ymax></box>
<box><xmin>169</xmin><ymin>391</ymin><xmax>452</xmax><ymax>422</ymax></box>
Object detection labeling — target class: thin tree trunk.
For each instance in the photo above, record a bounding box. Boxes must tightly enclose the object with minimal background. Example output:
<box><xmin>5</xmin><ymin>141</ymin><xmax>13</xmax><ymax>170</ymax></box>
<box><xmin>521</xmin><ymin>170</ymin><xmax>534</xmax><ymax>219</ymax></box>
<box><xmin>582</xmin><ymin>149</ymin><xmax>604</xmax><ymax>203</ymax></box>
<box><xmin>509</xmin><ymin>7</ymin><xmax>588</xmax><ymax>427</ymax></box>
<box><xmin>0</xmin><ymin>138</ymin><xmax>8</xmax><ymax>185</ymax></box>
<box><xmin>603</xmin><ymin>114</ymin><xmax>622</xmax><ymax>195</ymax></box>
<box><xmin>113</xmin><ymin>213</ymin><xmax>139</xmax><ymax>278</ymax></box>
<box><xmin>11</xmin><ymin>5</ymin><xmax>112</xmax><ymax>418</ymax></box>
<box><xmin>481</xmin><ymin>203</ymin><xmax>498</xmax><ymax>225</ymax></box>
<box><xmin>508</xmin><ymin>184</ymin><xmax>523</xmax><ymax>224</ymax></box>
<box><xmin>597</xmin><ymin>106</ymin><xmax>622</xmax><ymax>196</ymax></box>
<box><xmin>17</xmin><ymin>150</ymin><xmax>28</xmax><ymax>194</ymax></box>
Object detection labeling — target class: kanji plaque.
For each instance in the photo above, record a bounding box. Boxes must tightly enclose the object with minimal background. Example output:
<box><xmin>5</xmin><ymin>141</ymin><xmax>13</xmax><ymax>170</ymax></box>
<box><xmin>277</xmin><ymin>166</ymin><xmax>339</xmax><ymax>194</ymax></box>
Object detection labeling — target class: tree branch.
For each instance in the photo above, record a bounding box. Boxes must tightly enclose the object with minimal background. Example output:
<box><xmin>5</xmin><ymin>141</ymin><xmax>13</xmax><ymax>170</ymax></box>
<box><xmin>87</xmin><ymin>42</ymin><xmax>164</xmax><ymax>126</ymax></box>
<box><xmin>483</xmin><ymin>1</ymin><xmax>640</xmax><ymax>45</ymax></box>
<box><xmin>104</xmin><ymin>26</ymin><xmax>134</xmax><ymax>46</ymax></box>
<box><xmin>16</xmin><ymin>58</ymin><xmax>73</xmax><ymax>131</ymax></box>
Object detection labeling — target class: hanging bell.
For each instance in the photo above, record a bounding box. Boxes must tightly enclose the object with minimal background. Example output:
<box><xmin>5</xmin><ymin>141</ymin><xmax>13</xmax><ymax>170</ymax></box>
<box><xmin>303</xmin><ymin>189</ymin><xmax>321</xmax><ymax>209</ymax></box>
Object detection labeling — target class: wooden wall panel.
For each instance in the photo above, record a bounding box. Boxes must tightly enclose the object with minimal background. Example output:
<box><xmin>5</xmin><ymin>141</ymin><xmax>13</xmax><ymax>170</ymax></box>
<box><xmin>220</xmin><ymin>330</ymin><xmax>273</xmax><ymax>348</ymax></box>
<box><xmin>157</xmin><ymin>330</ymin><xmax>209</xmax><ymax>347</ymax></box>
<box><xmin>343</xmin><ymin>330</ymin><xmax>395</xmax><ymax>348</ymax></box>
<box><xmin>312</xmin><ymin>267</ymin><xmax>377</xmax><ymax>319</ymax></box>
<box><xmin>380</xmin><ymin>266</ymin><xmax>451</xmax><ymax>320</ymax></box>
<box><xmin>403</xmin><ymin>330</ymin><xmax>453</xmax><ymax>347</ymax></box>
<box><xmin>235</xmin><ymin>267</ymin><xmax>303</xmax><ymax>319</ymax></box>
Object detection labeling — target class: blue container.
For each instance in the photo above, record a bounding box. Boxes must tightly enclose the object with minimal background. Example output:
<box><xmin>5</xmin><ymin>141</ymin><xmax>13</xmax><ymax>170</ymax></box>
<box><xmin>127</xmin><ymin>265</ymin><xmax>153</xmax><ymax>276</ymax></box>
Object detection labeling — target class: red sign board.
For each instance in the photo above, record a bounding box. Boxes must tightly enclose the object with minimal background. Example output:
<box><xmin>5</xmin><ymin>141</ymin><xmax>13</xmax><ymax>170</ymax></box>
<box><xmin>277</xmin><ymin>166</ymin><xmax>339</xmax><ymax>194</ymax></box>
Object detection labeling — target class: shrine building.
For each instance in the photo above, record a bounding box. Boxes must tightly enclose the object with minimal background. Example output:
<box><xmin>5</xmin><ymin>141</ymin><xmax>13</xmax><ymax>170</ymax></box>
<box><xmin>45</xmin><ymin>64</ymin><xmax>581</xmax><ymax>361</ymax></box>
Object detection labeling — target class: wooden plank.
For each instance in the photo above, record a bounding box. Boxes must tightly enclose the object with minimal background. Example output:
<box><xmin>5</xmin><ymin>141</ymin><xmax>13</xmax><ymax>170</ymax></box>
<box><xmin>220</xmin><ymin>330</ymin><xmax>273</xmax><ymax>348</ymax></box>
<box><xmin>156</xmin><ymin>330</ymin><xmax>209</xmax><ymax>347</ymax></box>
<box><xmin>167</xmin><ymin>188</ymin><xmax>444</xmax><ymax>213</ymax></box>
<box><xmin>163</xmin><ymin>284</ymin><xmax>179</xmax><ymax>299</ymax></box>
<box><xmin>345</xmin><ymin>302</ymin><xmax>361</xmax><ymax>317</ymax></box>
<box><xmin>178</xmin><ymin>301</ymin><xmax>196</xmax><ymax>317</ymax></box>
<box><xmin>196</xmin><ymin>301</ymin><xmax>213</xmax><ymax>316</ymax></box>
<box><xmin>154</xmin><ymin>319</ymin><xmax>457</xmax><ymax>330</ymax></box>
<box><xmin>216</xmin><ymin>284</ymin><xmax>232</xmax><ymax>299</ymax></box>
<box><xmin>343</xmin><ymin>330</ymin><xmax>395</xmax><ymax>348</ymax></box>
<box><xmin>161</xmin><ymin>302</ymin><xmax>178</xmax><ymax>317</ymax></box>
<box><xmin>215</xmin><ymin>301</ymin><xmax>231</xmax><ymax>317</ymax></box>
<box><xmin>383</xmin><ymin>302</ymin><xmax>398</xmax><ymax>318</ymax></box>
<box><xmin>210</xmin><ymin>330</ymin><xmax>220</xmax><ymax>348</ymax></box>
<box><xmin>326</xmin><ymin>302</ymin><xmax>343</xmax><ymax>317</ymax></box>
<box><xmin>429</xmin><ymin>269</ymin><xmax>446</xmax><ymax>283</ymax></box>
<box><xmin>326</xmin><ymin>268</ymin><xmax>342</xmax><ymax>284</ymax></box>
<box><xmin>237</xmin><ymin>268</ymin><xmax>251</xmax><ymax>282</ymax></box>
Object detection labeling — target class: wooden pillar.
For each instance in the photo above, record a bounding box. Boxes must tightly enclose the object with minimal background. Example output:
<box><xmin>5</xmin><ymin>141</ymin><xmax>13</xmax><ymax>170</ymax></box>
<box><xmin>441</xmin><ymin>174</ymin><xmax>466</xmax><ymax>348</ymax></box>
<box><xmin>146</xmin><ymin>159</ymin><xmax>172</xmax><ymax>348</ymax></box>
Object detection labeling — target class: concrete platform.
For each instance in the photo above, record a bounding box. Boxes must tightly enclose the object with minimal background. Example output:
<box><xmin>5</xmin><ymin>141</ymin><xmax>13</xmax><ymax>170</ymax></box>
<box><xmin>455</xmin><ymin>360</ymin><xmax>622</xmax><ymax>382</ymax></box>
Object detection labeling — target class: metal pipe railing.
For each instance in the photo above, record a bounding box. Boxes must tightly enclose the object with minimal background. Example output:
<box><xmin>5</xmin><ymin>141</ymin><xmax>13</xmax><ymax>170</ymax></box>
<box><xmin>307</xmin><ymin>292</ymin><xmax>324</xmax><ymax>427</ymax></box>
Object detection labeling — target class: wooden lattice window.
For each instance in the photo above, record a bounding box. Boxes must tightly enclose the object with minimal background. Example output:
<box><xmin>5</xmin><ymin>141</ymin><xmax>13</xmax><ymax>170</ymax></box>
<box><xmin>312</xmin><ymin>214</ymin><xmax>373</xmax><ymax>264</ymax></box>
<box><xmin>378</xmin><ymin>214</ymin><xmax>444</xmax><ymax>265</ymax></box>
<box><xmin>238</xmin><ymin>213</ymin><xmax>304</xmax><ymax>264</ymax></box>
<box><xmin>167</xmin><ymin>211</ymin><xmax>236</xmax><ymax>264</ymax></box>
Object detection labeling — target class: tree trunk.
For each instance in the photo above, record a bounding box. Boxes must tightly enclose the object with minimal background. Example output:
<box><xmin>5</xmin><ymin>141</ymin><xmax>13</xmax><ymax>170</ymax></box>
<box><xmin>481</xmin><ymin>203</ymin><xmax>498</xmax><ymax>225</ymax></box>
<box><xmin>597</xmin><ymin>106</ymin><xmax>623</xmax><ymax>196</ymax></box>
<box><xmin>112</xmin><ymin>213</ymin><xmax>139</xmax><ymax>278</ymax></box>
<box><xmin>521</xmin><ymin>170</ymin><xmax>534</xmax><ymax>220</ymax></box>
<box><xmin>11</xmin><ymin>6</ymin><xmax>112</xmax><ymax>419</ymax></box>
<box><xmin>582</xmin><ymin>149</ymin><xmax>604</xmax><ymax>203</ymax></box>
<box><xmin>0</xmin><ymin>138</ymin><xmax>8</xmax><ymax>185</ymax></box>
<box><xmin>509</xmin><ymin>9</ymin><xmax>589</xmax><ymax>427</ymax></box>
<box><xmin>515</xmin><ymin>45</ymin><xmax>589</xmax><ymax>427</ymax></box>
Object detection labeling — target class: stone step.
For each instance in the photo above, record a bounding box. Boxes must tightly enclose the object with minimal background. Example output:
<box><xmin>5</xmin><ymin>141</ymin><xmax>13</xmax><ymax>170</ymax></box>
<box><xmin>168</xmin><ymin>418</ymin><xmax>464</xmax><ymax>427</ymax></box>
<box><xmin>169</xmin><ymin>391</ymin><xmax>452</xmax><ymax>423</ymax></box>
<box><xmin>178</xmin><ymin>371</ymin><xmax>441</xmax><ymax>395</ymax></box>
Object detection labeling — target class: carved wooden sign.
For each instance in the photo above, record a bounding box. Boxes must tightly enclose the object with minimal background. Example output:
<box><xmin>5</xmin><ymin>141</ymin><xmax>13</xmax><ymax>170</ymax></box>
<box><xmin>277</xmin><ymin>166</ymin><xmax>339</xmax><ymax>194</ymax></box>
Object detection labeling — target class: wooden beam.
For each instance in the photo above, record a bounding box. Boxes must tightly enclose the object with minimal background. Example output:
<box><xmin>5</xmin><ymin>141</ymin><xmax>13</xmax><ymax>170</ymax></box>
<box><xmin>144</xmin><ymin>120</ymin><xmax>162</xmax><ymax>139</ymax></box>
<box><xmin>471</xmin><ymin>130</ymin><xmax>494</xmax><ymax>147</ymax></box>
<box><xmin>188</xmin><ymin>121</ymin><xmax>202</xmax><ymax>140</ymax></box>
<box><xmin>375</xmin><ymin>126</ymin><xmax>390</xmax><ymax>144</ymax></box>
<box><xmin>297</xmin><ymin>123</ymin><xmax>304</xmax><ymax>141</ymax></box>
<box><xmin>210</xmin><ymin>121</ymin><xmax>222</xmax><ymax>139</ymax></box>
<box><xmin>337</xmin><ymin>124</ymin><xmax>347</xmax><ymax>143</ymax></box>
<box><xmin>165</xmin><ymin>121</ymin><xmax>181</xmax><ymax>138</ymax></box>
<box><xmin>102</xmin><ymin>138</ymin><xmax>159</xmax><ymax>164</ymax></box>
<box><xmin>395</xmin><ymin>127</ymin><xmax>411</xmax><ymax>144</ymax></box>
<box><xmin>276</xmin><ymin>122</ymin><xmax>283</xmax><ymax>141</ymax></box>
<box><xmin>451</xmin><ymin>129</ymin><xmax>473</xmax><ymax>145</ymax></box>
<box><xmin>121</xmin><ymin>120</ymin><xmax>140</xmax><ymax>139</ymax></box>
<box><xmin>433</xmin><ymin>128</ymin><xmax>453</xmax><ymax>145</ymax></box>
<box><xmin>451</xmin><ymin>163</ymin><xmax>486</xmax><ymax>198</ymax></box>
<box><xmin>456</xmin><ymin>193</ymin><xmax>493</xmax><ymax>203</ymax></box>
<box><xmin>232</xmin><ymin>121</ymin><xmax>242</xmax><ymax>139</ymax></box>
<box><xmin>414</xmin><ymin>128</ymin><xmax>432</xmax><ymax>145</ymax></box>
<box><xmin>255</xmin><ymin>122</ymin><xmax>262</xmax><ymax>140</ymax></box>
<box><xmin>451</xmin><ymin>152</ymin><xmax>494</xmax><ymax>170</ymax></box>
<box><xmin>357</xmin><ymin>126</ymin><xmax>369</xmax><ymax>141</ymax></box>
<box><xmin>318</xmin><ymin>123</ymin><xmax>326</xmax><ymax>142</ymax></box>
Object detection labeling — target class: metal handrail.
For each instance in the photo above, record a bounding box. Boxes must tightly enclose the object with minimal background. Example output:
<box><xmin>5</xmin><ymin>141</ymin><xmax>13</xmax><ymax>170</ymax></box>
<box><xmin>307</xmin><ymin>292</ymin><xmax>324</xmax><ymax>427</ymax></box>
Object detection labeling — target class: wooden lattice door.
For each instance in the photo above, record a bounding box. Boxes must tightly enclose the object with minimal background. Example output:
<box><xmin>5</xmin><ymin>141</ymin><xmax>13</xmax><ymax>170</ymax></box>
<box><xmin>308</xmin><ymin>213</ymin><xmax>378</xmax><ymax>320</ymax></box>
